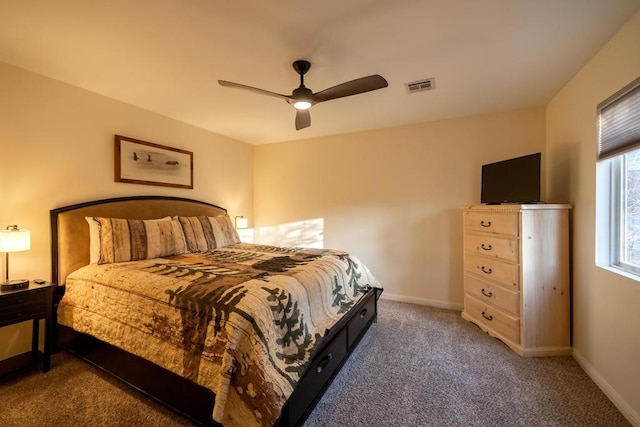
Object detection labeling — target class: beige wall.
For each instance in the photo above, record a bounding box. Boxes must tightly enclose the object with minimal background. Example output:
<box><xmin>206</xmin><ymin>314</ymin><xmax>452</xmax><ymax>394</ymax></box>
<box><xmin>0</xmin><ymin>62</ymin><xmax>253</xmax><ymax>360</ymax></box>
<box><xmin>254</xmin><ymin>107</ymin><xmax>546</xmax><ymax>307</ymax></box>
<box><xmin>546</xmin><ymin>11</ymin><xmax>640</xmax><ymax>425</ymax></box>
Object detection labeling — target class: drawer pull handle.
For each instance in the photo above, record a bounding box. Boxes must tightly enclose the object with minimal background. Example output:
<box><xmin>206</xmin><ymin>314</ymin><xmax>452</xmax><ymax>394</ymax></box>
<box><xmin>480</xmin><ymin>220</ymin><xmax>491</xmax><ymax>228</ymax></box>
<box><xmin>482</xmin><ymin>311</ymin><xmax>493</xmax><ymax>321</ymax></box>
<box><xmin>359</xmin><ymin>308</ymin><xmax>368</xmax><ymax>319</ymax></box>
<box><xmin>480</xmin><ymin>266</ymin><xmax>492</xmax><ymax>274</ymax></box>
<box><xmin>316</xmin><ymin>353</ymin><xmax>332</xmax><ymax>373</ymax></box>
<box><xmin>481</xmin><ymin>288</ymin><xmax>493</xmax><ymax>298</ymax></box>
<box><xmin>480</xmin><ymin>244</ymin><xmax>492</xmax><ymax>251</ymax></box>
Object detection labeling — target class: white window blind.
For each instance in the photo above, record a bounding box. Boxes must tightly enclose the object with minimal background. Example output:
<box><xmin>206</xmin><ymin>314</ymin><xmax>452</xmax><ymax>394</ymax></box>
<box><xmin>598</xmin><ymin>77</ymin><xmax>640</xmax><ymax>160</ymax></box>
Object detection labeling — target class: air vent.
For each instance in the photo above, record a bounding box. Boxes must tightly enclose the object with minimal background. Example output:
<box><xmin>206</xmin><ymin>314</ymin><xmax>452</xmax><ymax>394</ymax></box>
<box><xmin>405</xmin><ymin>78</ymin><xmax>435</xmax><ymax>94</ymax></box>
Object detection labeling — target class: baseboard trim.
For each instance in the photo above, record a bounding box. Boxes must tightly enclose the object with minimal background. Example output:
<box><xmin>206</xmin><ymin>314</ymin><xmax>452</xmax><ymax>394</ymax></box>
<box><xmin>573</xmin><ymin>348</ymin><xmax>640</xmax><ymax>427</ymax></box>
<box><xmin>380</xmin><ymin>293</ymin><xmax>463</xmax><ymax>311</ymax></box>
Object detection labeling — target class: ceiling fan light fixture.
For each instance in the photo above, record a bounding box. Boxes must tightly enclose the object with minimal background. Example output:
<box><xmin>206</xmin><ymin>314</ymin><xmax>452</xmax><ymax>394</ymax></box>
<box><xmin>293</xmin><ymin>100</ymin><xmax>312</xmax><ymax>110</ymax></box>
<box><xmin>292</xmin><ymin>85</ymin><xmax>313</xmax><ymax>110</ymax></box>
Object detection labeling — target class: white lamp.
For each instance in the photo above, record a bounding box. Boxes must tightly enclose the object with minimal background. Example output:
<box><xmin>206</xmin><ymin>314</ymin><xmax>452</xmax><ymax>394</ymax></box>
<box><xmin>0</xmin><ymin>225</ymin><xmax>31</xmax><ymax>290</ymax></box>
<box><xmin>235</xmin><ymin>216</ymin><xmax>249</xmax><ymax>229</ymax></box>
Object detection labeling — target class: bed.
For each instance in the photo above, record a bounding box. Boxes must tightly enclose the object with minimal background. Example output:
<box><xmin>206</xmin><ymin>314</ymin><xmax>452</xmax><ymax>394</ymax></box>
<box><xmin>50</xmin><ymin>196</ymin><xmax>382</xmax><ymax>426</ymax></box>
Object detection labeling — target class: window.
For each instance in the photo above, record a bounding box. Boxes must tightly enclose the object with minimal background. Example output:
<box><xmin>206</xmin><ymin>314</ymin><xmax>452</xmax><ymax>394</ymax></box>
<box><xmin>597</xmin><ymin>76</ymin><xmax>640</xmax><ymax>277</ymax></box>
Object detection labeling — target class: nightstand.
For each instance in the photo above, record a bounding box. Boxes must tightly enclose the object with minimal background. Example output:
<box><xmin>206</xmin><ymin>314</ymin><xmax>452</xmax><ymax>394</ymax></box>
<box><xmin>0</xmin><ymin>281</ymin><xmax>56</xmax><ymax>375</ymax></box>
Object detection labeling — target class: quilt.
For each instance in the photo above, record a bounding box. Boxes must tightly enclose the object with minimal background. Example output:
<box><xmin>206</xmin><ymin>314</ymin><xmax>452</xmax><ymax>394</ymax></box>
<box><xmin>57</xmin><ymin>243</ymin><xmax>381</xmax><ymax>426</ymax></box>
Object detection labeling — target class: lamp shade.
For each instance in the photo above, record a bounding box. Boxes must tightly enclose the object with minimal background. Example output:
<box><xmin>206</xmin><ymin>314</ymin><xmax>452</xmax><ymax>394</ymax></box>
<box><xmin>0</xmin><ymin>227</ymin><xmax>31</xmax><ymax>253</ymax></box>
<box><xmin>235</xmin><ymin>216</ymin><xmax>248</xmax><ymax>229</ymax></box>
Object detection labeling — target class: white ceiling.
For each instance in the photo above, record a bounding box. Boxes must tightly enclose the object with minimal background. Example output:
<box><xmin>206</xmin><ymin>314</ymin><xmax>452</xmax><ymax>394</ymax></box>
<box><xmin>1</xmin><ymin>0</ymin><xmax>639</xmax><ymax>144</ymax></box>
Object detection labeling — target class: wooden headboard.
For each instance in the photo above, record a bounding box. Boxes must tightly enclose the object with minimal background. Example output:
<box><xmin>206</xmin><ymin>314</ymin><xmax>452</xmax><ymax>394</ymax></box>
<box><xmin>50</xmin><ymin>196</ymin><xmax>227</xmax><ymax>285</ymax></box>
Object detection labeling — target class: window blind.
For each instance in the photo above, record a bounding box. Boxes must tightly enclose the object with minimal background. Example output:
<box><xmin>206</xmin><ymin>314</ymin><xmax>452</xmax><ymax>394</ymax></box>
<box><xmin>598</xmin><ymin>77</ymin><xmax>640</xmax><ymax>160</ymax></box>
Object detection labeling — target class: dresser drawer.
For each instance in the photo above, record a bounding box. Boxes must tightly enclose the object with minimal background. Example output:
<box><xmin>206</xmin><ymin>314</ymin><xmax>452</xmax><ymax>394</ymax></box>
<box><xmin>347</xmin><ymin>292</ymin><xmax>376</xmax><ymax>349</ymax></box>
<box><xmin>464</xmin><ymin>211</ymin><xmax>518</xmax><ymax>236</ymax></box>
<box><xmin>464</xmin><ymin>253</ymin><xmax>519</xmax><ymax>290</ymax></box>
<box><xmin>464</xmin><ymin>233</ymin><xmax>518</xmax><ymax>263</ymax></box>
<box><xmin>287</xmin><ymin>327</ymin><xmax>347</xmax><ymax>424</ymax></box>
<box><xmin>465</xmin><ymin>274</ymin><xmax>519</xmax><ymax>316</ymax></box>
<box><xmin>465</xmin><ymin>294</ymin><xmax>520</xmax><ymax>343</ymax></box>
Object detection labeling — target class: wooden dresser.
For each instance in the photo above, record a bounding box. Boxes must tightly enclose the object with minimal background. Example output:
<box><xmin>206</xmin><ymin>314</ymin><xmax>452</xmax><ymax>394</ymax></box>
<box><xmin>461</xmin><ymin>204</ymin><xmax>571</xmax><ymax>357</ymax></box>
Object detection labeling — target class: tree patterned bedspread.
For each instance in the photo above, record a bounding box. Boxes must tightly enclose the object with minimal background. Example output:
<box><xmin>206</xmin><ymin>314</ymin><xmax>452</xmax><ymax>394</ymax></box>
<box><xmin>57</xmin><ymin>243</ymin><xmax>381</xmax><ymax>426</ymax></box>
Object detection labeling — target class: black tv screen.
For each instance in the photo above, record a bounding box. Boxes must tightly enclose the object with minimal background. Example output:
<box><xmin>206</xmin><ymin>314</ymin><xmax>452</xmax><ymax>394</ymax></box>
<box><xmin>481</xmin><ymin>153</ymin><xmax>541</xmax><ymax>204</ymax></box>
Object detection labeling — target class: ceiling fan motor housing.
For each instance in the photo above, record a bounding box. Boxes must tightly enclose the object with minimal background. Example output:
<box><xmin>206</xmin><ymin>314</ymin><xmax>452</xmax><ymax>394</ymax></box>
<box><xmin>292</xmin><ymin>86</ymin><xmax>314</xmax><ymax>109</ymax></box>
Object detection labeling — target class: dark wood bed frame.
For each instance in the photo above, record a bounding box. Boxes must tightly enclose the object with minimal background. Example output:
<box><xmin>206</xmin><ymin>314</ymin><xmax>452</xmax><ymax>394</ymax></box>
<box><xmin>50</xmin><ymin>196</ymin><xmax>381</xmax><ymax>426</ymax></box>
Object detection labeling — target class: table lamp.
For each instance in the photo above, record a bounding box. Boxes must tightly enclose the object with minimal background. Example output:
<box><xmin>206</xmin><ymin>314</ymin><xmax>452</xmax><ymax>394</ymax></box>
<box><xmin>235</xmin><ymin>215</ymin><xmax>248</xmax><ymax>229</ymax></box>
<box><xmin>0</xmin><ymin>225</ymin><xmax>31</xmax><ymax>290</ymax></box>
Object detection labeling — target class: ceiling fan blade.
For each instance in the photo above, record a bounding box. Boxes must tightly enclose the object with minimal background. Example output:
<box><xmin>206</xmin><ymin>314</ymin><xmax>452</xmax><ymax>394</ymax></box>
<box><xmin>312</xmin><ymin>75</ymin><xmax>388</xmax><ymax>103</ymax></box>
<box><xmin>295</xmin><ymin>109</ymin><xmax>311</xmax><ymax>130</ymax></box>
<box><xmin>218</xmin><ymin>80</ymin><xmax>291</xmax><ymax>100</ymax></box>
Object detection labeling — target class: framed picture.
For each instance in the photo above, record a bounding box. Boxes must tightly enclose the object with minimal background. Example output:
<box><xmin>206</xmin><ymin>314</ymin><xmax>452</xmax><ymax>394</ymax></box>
<box><xmin>114</xmin><ymin>135</ymin><xmax>193</xmax><ymax>189</ymax></box>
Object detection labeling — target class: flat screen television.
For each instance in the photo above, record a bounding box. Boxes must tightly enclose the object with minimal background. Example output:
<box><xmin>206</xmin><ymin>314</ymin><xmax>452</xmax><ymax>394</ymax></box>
<box><xmin>481</xmin><ymin>152</ymin><xmax>541</xmax><ymax>204</ymax></box>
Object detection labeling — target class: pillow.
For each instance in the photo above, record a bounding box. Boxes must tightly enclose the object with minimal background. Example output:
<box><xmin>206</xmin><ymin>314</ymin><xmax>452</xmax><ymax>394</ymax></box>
<box><xmin>87</xmin><ymin>217</ymin><xmax>186</xmax><ymax>264</ymax></box>
<box><xmin>87</xmin><ymin>216</ymin><xmax>102</xmax><ymax>264</ymax></box>
<box><xmin>177</xmin><ymin>215</ymin><xmax>217</xmax><ymax>252</ymax></box>
<box><xmin>176</xmin><ymin>214</ymin><xmax>240</xmax><ymax>252</ymax></box>
<box><xmin>210</xmin><ymin>214</ymin><xmax>241</xmax><ymax>247</ymax></box>
<box><xmin>86</xmin><ymin>216</ymin><xmax>172</xmax><ymax>264</ymax></box>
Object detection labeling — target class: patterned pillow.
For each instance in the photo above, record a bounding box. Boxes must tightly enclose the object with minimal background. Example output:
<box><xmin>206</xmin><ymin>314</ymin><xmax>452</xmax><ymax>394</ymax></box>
<box><xmin>88</xmin><ymin>217</ymin><xmax>187</xmax><ymax>264</ymax></box>
<box><xmin>210</xmin><ymin>214</ymin><xmax>241</xmax><ymax>247</ymax></box>
<box><xmin>177</xmin><ymin>214</ymin><xmax>240</xmax><ymax>252</ymax></box>
<box><xmin>86</xmin><ymin>216</ymin><xmax>172</xmax><ymax>264</ymax></box>
<box><xmin>177</xmin><ymin>215</ymin><xmax>217</xmax><ymax>252</ymax></box>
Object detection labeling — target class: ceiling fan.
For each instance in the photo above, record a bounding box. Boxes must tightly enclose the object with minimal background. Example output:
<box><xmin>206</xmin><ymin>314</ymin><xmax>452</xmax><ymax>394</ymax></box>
<box><xmin>218</xmin><ymin>60</ymin><xmax>388</xmax><ymax>130</ymax></box>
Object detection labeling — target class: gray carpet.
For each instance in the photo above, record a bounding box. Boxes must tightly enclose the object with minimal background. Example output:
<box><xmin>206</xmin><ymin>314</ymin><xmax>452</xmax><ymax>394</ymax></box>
<box><xmin>0</xmin><ymin>299</ymin><xmax>630</xmax><ymax>426</ymax></box>
<box><xmin>305</xmin><ymin>300</ymin><xmax>630</xmax><ymax>426</ymax></box>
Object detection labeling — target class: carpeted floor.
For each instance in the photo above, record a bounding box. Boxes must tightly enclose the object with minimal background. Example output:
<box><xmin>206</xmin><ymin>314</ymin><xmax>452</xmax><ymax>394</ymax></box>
<box><xmin>305</xmin><ymin>300</ymin><xmax>630</xmax><ymax>426</ymax></box>
<box><xmin>0</xmin><ymin>299</ymin><xmax>631</xmax><ymax>426</ymax></box>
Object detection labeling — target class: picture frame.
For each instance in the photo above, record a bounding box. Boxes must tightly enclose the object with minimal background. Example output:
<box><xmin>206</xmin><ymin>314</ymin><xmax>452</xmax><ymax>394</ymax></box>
<box><xmin>114</xmin><ymin>135</ymin><xmax>193</xmax><ymax>189</ymax></box>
